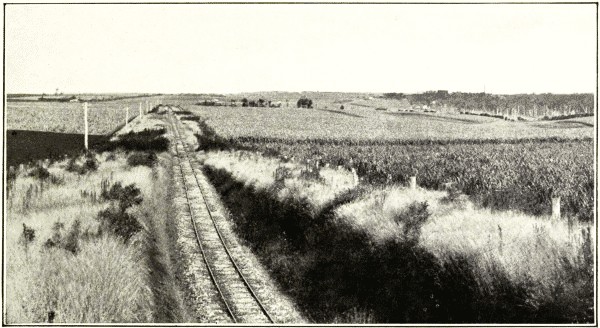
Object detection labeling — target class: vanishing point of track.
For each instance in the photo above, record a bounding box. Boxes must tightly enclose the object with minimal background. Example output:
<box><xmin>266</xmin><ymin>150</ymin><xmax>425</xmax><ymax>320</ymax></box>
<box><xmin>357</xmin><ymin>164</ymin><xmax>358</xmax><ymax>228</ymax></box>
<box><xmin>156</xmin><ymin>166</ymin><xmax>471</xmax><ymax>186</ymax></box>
<box><xmin>168</xmin><ymin>107</ymin><xmax>274</xmax><ymax>324</ymax></box>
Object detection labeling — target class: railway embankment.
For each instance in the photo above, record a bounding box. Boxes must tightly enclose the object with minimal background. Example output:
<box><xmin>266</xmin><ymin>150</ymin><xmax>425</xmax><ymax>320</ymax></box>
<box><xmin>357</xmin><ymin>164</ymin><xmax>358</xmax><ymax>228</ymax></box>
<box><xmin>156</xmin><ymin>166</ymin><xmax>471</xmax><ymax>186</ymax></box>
<box><xmin>201</xmin><ymin>148</ymin><xmax>594</xmax><ymax>324</ymax></box>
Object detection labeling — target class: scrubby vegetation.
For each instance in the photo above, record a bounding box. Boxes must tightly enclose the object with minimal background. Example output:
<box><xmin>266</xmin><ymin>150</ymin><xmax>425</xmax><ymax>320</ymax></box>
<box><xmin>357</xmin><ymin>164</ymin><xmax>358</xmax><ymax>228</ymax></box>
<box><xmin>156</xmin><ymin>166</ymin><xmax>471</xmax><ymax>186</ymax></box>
<box><xmin>203</xmin><ymin>151</ymin><xmax>594</xmax><ymax>323</ymax></box>
<box><xmin>4</xmin><ymin>150</ymin><xmax>186</xmax><ymax>323</ymax></box>
<box><xmin>189</xmin><ymin>115</ymin><xmax>593</xmax><ymax>221</ymax></box>
<box><xmin>194</xmin><ymin>120</ymin><xmax>234</xmax><ymax>152</ymax></box>
<box><xmin>233</xmin><ymin>138</ymin><xmax>594</xmax><ymax>221</ymax></box>
<box><xmin>127</xmin><ymin>151</ymin><xmax>158</xmax><ymax>167</ymax></box>
<box><xmin>95</xmin><ymin>128</ymin><xmax>169</xmax><ymax>153</ymax></box>
<box><xmin>66</xmin><ymin>151</ymin><xmax>99</xmax><ymax>174</ymax></box>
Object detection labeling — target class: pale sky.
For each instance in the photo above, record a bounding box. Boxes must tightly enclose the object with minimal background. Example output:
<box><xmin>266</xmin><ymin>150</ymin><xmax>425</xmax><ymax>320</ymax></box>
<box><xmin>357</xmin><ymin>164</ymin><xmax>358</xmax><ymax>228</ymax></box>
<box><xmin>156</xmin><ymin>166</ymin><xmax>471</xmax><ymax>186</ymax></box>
<box><xmin>4</xmin><ymin>4</ymin><xmax>597</xmax><ymax>94</ymax></box>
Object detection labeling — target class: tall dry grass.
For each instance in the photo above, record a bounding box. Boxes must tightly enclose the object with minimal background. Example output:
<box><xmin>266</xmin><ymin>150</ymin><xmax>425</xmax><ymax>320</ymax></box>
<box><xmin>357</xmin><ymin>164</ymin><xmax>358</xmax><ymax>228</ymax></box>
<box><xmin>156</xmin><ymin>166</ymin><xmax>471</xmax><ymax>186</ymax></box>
<box><xmin>202</xmin><ymin>149</ymin><xmax>595</xmax><ymax>323</ymax></box>
<box><xmin>4</xmin><ymin>152</ymin><xmax>155</xmax><ymax>323</ymax></box>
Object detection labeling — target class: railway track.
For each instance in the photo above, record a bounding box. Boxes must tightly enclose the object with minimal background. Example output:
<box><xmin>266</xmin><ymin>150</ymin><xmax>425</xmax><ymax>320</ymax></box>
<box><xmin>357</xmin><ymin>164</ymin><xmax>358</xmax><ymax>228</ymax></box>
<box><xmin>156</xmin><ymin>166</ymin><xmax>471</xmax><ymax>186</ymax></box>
<box><xmin>167</xmin><ymin>107</ymin><xmax>274</xmax><ymax>324</ymax></box>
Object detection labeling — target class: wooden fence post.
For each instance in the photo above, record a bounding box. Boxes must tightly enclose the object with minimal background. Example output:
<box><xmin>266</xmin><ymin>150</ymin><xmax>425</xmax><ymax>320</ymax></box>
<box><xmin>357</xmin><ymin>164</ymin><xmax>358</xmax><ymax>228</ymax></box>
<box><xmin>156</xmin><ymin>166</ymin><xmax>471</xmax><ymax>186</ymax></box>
<box><xmin>125</xmin><ymin>107</ymin><xmax>129</xmax><ymax>128</ymax></box>
<box><xmin>84</xmin><ymin>102</ymin><xmax>88</xmax><ymax>150</ymax></box>
<box><xmin>552</xmin><ymin>196</ymin><xmax>561</xmax><ymax>219</ymax></box>
<box><xmin>351</xmin><ymin>168</ymin><xmax>359</xmax><ymax>186</ymax></box>
<box><xmin>139</xmin><ymin>102</ymin><xmax>143</xmax><ymax>117</ymax></box>
<box><xmin>409</xmin><ymin>176</ymin><xmax>417</xmax><ymax>190</ymax></box>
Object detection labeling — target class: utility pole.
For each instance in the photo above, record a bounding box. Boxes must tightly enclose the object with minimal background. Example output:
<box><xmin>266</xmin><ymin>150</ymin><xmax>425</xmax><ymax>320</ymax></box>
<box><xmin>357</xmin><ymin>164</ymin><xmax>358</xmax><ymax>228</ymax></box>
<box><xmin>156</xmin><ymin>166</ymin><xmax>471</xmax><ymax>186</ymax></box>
<box><xmin>83</xmin><ymin>102</ymin><xmax>89</xmax><ymax>150</ymax></box>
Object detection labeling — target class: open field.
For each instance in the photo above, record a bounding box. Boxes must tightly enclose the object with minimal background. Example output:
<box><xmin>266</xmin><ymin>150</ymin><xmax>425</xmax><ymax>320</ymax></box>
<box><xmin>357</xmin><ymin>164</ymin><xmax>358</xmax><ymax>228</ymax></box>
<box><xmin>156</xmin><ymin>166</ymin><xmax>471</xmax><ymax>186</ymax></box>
<box><xmin>182</xmin><ymin>103</ymin><xmax>594</xmax><ymax>221</ymax></box>
<box><xmin>188</xmin><ymin>106</ymin><xmax>593</xmax><ymax>141</ymax></box>
<box><xmin>6</xmin><ymin>130</ymin><xmax>108</xmax><ymax>167</ymax></box>
<box><xmin>6</xmin><ymin>97</ymin><xmax>160</xmax><ymax>135</ymax></box>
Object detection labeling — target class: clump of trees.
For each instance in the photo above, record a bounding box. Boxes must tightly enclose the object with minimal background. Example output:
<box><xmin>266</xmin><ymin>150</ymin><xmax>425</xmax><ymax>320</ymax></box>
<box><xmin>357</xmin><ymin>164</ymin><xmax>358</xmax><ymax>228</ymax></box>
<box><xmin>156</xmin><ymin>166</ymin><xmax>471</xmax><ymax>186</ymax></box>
<box><xmin>196</xmin><ymin>99</ymin><xmax>224</xmax><ymax>106</ymax></box>
<box><xmin>297</xmin><ymin>97</ymin><xmax>313</xmax><ymax>109</ymax></box>
<box><xmin>241</xmin><ymin>98</ymin><xmax>282</xmax><ymax>108</ymax></box>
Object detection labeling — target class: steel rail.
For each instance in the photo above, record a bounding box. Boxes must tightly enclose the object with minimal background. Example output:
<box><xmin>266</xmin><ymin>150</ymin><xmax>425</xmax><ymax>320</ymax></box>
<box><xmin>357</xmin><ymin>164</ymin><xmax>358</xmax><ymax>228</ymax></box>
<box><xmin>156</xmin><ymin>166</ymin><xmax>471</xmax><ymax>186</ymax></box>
<box><xmin>169</xmin><ymin>111</ymin><xmax>237</xmax><ymax>323</ymax></box>
<box><xmin>168</xmin><ymin>107</ymin><xmax>274</xmax><ymax>324</ymax></box>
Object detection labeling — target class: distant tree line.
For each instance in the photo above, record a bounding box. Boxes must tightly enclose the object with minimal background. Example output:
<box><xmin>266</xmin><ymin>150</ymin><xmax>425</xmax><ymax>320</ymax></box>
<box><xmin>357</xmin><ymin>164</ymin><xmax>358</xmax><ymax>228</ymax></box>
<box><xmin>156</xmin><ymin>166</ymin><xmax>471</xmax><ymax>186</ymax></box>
<box><xmin>241</xmin><ymin>98</ymin><xmax>282</xmax><ymax>108</ymax></box>
<box><xmin>384</xmin><ymin>91</ymin><xmax>594</xmax><ymax>116</ymax></box>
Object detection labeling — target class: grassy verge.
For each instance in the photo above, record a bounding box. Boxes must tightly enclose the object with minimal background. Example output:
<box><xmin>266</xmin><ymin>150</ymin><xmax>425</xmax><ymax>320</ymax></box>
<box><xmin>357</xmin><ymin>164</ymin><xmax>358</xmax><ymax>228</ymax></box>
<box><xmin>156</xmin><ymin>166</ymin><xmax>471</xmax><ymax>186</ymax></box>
<box><xmin>133</xmin><ymin>153</ymin><xmax>192</xmax><ymax>322</ymax></box>
<box><xmin>4</xmin><ymin>126</ymin><xmax>186</xmax><ymax>323</ymax></box>
<box><xmin>202</xmin><ymin>151</ymin><xmax>594</xmax><ymax>324</ymax></box>
<box><xmin>5</xmin><ymin>153</ymin><xmax>154</xmax><ymax>323</ymax></box>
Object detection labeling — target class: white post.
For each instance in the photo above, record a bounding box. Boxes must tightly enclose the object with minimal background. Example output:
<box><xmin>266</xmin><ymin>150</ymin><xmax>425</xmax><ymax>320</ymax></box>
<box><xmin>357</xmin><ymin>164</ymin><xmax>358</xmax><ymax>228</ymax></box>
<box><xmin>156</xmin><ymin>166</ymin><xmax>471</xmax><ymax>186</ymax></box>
<box><xmin>139</xmin><ymin>102</ymin><xmax>143</xmax><ymax>117</ymax></box>
<box><xmin>351</xmin><ymin>168</ymin><xmax>359</xmax><ymax>186</ymax></box>
<box><xmin>552</xmin><ymin>196</ymin><xmax>561</xmax><ymax>219</ymax></box>
<box><xmin>146</xmin><ymin>100</ymin><xmax>149</xmax><ymax>113</ymax></box>
<box><xmin>84</xmin><ymin>102</ymin><xmax>89</xmax><ymax>150</ymax></box>
<box><xmin>125</xmin><ymin>107</ymin><xmax>129</xmax><ymax>128</ymax></box>
<box><xmin>409</xmin><ymin>176</ymin><xmax>417</xmax><ymax>190</ymax></box>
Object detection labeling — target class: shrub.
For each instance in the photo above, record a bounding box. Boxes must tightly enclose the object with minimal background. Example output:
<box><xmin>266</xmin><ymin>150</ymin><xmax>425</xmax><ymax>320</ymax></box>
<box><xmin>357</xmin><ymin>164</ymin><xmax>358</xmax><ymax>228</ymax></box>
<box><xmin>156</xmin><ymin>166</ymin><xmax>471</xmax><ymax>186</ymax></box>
<box><xmin>101</xmin><ymin>182</ymin><xmax>143</xmax><ymax>211</ymax></box>
<box><xmin>274</xmin><ymin>166</ymin><xmax>293</xmax><ymax>183</ymax></box>
<box><xmin>97</xmin><ymin>205</ymin><xmax>143</xmax><ymax>243</ymax></box>
<box><xmin>65</xmin><ymin>151</ymin><xmax>99</xmax><ymax>175</ymax></box>
<box><xmin>19</xmin><ymin>223</ymin><xmax>36</xmax><ymax>253</ymax></box>
<box><xmin>298</xmin><ymin>160</ymin><xmax>323</xmax><ymax>182</ymax></box>
<box><xmin>97</xmin><ymin>181</ymin><xmax>144</xmax><ymax>242</ymax></box>
<box><xmin>44</xmin><ymin>220</ymin><xmax>83</xmax><ymax>254</ymax></box>
<box><xmin>27</xmin><ymin>166</ymin><xmax>50</xmax><ymax>180</ymax></box>
<box><xmin>181</xmin><ymin>115</ymin><xmax>201</xmax><ymax>122</ymax></box>
<box><xmin>127</xmin><ymin>152</ymin><xmax>157</xmax><ymax>167</ymax></box>
<box><xmin>195</xmin><ymin>120</ymin><xmax>234</xmax><ymax>151</ymax></box>
<box><xmin>94</xmin><ymin>128</ymin><xmax>169</xmax><ymax>153</ymax></box>
<box><xmin>205</xmin><ymin>167</ymin><xmax>592</xmax><ymax>323</ymax></box>
<box><xmin>44</xmin><ymin>221</ymin><xmax>65</xmax><ymax>249</ymax></box>
<box><xmin>83</xmin><ymin>152</ymin><xmax>99</xmax><ymax>172</ymax></box>
<box><xmin>393</xmin><ymin>201</ymin><xmax>430</xmax><ymax>244</ymax></box>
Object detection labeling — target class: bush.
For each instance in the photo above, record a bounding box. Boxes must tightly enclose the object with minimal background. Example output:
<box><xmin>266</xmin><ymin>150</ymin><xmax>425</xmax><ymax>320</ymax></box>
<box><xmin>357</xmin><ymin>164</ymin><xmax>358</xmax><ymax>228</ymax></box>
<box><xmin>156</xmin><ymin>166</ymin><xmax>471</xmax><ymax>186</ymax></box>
<box><xmin>19</xmin><ymin>223</ymin><xmax>36</xmax><ymax>252</ymax></box>
<box><xmin>44</xmin><ymin>220</ymin><xmax>83</xmax><ymax>254</ymax></box>
<box><xmin>101</xmin><ymin>182</ymin><xmax>143</xmax><ymax>211</ymax></box>
<box><xmin>298</xmin><ymin>159</ymin><xmax>323</xmax><ymax>182</ymax></box>
<box><xmin>392</xmin><ymin>201</ymin><xmax>430</xmax><ymax>244</ymax></box>
<box><xmin>94</xmin><ymin>129</ymin><xmax>169</xmax><ymax>153</ymax></box>
<box><xmin>195</xmin><ymin>120</ymin><xmax>234</xmax><ymax>151</ymax></box>
<box><xmin>83</xmin><ymin>152</ymin><xmax>99</xmax><ymax>172</ymax></box>
<box><xmin>27</xmin><ymin>166</ymin><xmax>50</xmax><ymax>180</ymax></box>
<box><xmin>97</xmin><ymin>205</ymin><xmax>143</xmax><ymax>243</ymax></box>
<box><xmin>65</xmin><ymin>151</ymin><xmax>99</xmax><ymax>175</ymax></box>
<box><xmin>181</xmin><ymin>115</ymin><xmax>201</xmax><ymax>122</ymax></box>
<box><xmin>127</xmin><ymin>152</ymin><xmax>157</xmax><ymax>167</ymax></box>
<box><xmin>204</xmin><ymin>167</ymin><xmax>593</xmax><ymax>323</ymax></box>
<box><xmin>97</xmin><ymin>179</ymin><xmax>144</xmax><ymax>243</ymax></box>
<box><xmin>274</xmin><ymin>166</ymin><xmax>293</xmax><ymax>183</ymax></box>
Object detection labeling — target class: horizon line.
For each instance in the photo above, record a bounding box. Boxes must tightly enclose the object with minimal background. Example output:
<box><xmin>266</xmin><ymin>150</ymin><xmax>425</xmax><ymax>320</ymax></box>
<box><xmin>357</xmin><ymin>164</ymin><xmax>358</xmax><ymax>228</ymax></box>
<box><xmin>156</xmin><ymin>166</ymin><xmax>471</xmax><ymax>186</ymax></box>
<box><xmin>5</xmin><ymin>90</ymin><xmax>597</xmax><ymax>96</ymax></box>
